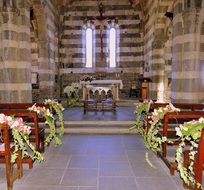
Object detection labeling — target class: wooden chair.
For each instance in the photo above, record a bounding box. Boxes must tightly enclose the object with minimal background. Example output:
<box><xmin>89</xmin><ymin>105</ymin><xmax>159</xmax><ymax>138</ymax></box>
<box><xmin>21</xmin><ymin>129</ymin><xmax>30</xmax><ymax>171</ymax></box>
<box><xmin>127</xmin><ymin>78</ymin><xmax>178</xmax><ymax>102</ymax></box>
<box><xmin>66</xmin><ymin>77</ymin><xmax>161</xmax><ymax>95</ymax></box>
<box><xmin>0</xmin><ymin>123</ymin><xmax>23</xmax><ymax>190</ymax></box>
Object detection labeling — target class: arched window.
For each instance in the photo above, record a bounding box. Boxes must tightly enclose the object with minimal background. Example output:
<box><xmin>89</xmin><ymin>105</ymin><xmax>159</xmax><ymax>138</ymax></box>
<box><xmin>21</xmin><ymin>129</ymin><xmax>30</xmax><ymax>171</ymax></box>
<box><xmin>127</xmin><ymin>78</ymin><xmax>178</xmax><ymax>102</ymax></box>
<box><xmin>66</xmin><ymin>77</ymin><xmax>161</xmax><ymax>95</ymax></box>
<box><xmin>85</xmin><ymin>28</ymin><xmax>93</xmax><ymax>68</ymax></box>
<box><xmin>109</xmin><ymin>28</ymin><xmax>116</xmax><ymax>68</ymax></box>
<box><xmin>107</xmin><ymin>21</ymin><xmax>119</xmax><ymax>68</ymax></box>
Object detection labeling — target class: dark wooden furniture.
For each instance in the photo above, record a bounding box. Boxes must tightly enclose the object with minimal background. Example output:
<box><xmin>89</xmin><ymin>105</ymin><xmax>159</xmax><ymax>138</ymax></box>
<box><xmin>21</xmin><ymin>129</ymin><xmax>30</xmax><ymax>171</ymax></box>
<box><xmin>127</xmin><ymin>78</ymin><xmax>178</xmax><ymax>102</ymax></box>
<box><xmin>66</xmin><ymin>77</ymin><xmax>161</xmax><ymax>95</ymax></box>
<box><xmin>0</xmin><ymin>123</ymin><xmax>23</xmax><ymax>190</ymax></box>
<box><xmin>0</xmin><ymin>110</ymin><xmax>45</xmax><ymax>169</ymax></box>
<box><xmin>84</xmin><ymin>98</ymin><xmax>116</xmax><ymax>114</ymax></box>
<box><xmin>145</xmin><ymin>103</ymin><xmax>204</xmax><ymax>175</ymax></box>
<box><xmin>83</xmin><ymin>86</ymin><xmax>116</xmax><ymax>114</ymax></box>
<box><xmin>159</xmin><ymin>111</ymin><xmax>204</xmax><ymax>175</ymax></box>
<box><xmin>183</xmin><ymin>129</ymin><xmax>204</xmax><ymax>190</ymax></box>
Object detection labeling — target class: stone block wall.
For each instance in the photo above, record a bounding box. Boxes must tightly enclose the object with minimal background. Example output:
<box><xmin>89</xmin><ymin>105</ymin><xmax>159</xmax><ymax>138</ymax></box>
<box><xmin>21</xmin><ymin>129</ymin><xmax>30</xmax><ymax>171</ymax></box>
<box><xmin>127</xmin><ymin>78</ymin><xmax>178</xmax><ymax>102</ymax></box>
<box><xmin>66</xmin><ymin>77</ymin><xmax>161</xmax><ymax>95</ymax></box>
<box><xmin>0</xmin><ymin>0</ymin><xmax>32</xmax><ymax>103</ymax></box>
<box><xmin>59</xmin><ymin>0</ymin><xmax>144</xmax><ymax>97</ymax></box>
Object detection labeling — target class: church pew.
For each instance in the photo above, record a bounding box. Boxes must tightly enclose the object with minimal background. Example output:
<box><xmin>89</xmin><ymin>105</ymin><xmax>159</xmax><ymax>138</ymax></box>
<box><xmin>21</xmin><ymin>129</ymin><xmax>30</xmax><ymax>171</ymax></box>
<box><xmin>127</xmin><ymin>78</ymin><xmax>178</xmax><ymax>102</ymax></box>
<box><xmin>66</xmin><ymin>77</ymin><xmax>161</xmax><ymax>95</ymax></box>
<box><xmin>183</xmin><ymin>129</ymin><xmax>204</xmax><ymax>190</ymax></box>
<box><xmin>0</xmin><ymin>111</ymin><xmax>45</xmax><ymax>169</ymax></box>
<box><xmin>158</xmin><ymin>111</ymin><xmax>204</xmax><ymax>175</ymax></box>
<box><xmin>146</xmin><ymin>103</ymin><xmax>204</xmax><ymax>133</ymax></box>
<box><xmin>0</xmin><ymin>123</ymin><xmax>23</xmax><ymax>190</ymax></box>
<box><xmin>149</xmin><ymin>102</ymin><xmax>204</xmax><ymax>112</ymax></box>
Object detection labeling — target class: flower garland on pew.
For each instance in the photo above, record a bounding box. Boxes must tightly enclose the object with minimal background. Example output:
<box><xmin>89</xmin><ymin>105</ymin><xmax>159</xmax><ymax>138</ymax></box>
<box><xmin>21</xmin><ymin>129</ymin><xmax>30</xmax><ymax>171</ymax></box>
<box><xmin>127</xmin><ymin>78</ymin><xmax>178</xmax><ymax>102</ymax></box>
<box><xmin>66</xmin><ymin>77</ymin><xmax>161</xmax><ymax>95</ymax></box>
<box><xmin>144</xmin><ymin>103</ymin><xmax>180</xmax><ymax>153</ymax></box>
<box><xmin>175</xmin><ymin>117</ymin><xmax>204</xmax><ymax>189</ymax></box>
<box><xmin>0</xmin><ymin>114</ymin><xmax>44</xmax><ymax>163</ymax></box>
<box><xmin>129</xmin><ymin>100</ymin><xmax>152</xmax><ymax>135</ymax></box>
<box><xmin>28</xmin><ymin>101</ymin><xmax>64</xmax><ymax>146</ymax></box>
<box><xmin>44</xmin><ymin>99</ymin><xmax>65</xmax><ymax>137</ymax></box>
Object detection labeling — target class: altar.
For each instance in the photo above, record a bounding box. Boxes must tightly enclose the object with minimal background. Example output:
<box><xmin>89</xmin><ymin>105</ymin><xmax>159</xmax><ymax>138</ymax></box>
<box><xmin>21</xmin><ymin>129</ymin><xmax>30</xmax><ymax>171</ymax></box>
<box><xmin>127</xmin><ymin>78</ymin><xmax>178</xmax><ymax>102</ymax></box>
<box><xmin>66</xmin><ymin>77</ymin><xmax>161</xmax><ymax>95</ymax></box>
<box><xmin>80</xmin><ymin>80</ymin><xmax>123</xmax><ymax>101</ymax></box>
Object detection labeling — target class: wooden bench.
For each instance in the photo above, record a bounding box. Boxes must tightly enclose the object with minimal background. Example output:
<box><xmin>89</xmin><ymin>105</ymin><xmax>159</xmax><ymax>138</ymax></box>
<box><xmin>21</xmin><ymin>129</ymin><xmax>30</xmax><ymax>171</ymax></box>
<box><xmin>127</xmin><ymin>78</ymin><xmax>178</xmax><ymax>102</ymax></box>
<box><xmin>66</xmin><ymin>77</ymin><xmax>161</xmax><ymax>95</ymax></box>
<box><xmin>146</xmin><ymin>103</ymin><xmax>204</xmax><ymax>133</ymax></box>
<box><xmin>0</xmin><ymin>123</ymin><xmax>23</xmax><ymax>190</ymax></box>
<box><xmin>183</xmin><ymin>129</ymin><xmax>204</xmax><ymax>190</ymax></box>
<box><xmin>0</xmin><ymin>110</ymin><xmax>45</xmax><ymax>169</ymax></box>
<box><xmin>158</xmin><ymin>111</ymin><xmax>204</xmax><ymax>175</ymax></box>
<box><xmin>149</xmin><ymin>102</ymin><xmax>204</xmax><ymax>112</ymax></box>
<box><xmin>84</xmin><ymin>98</ymin><xmax>116</xmax><ymax>114</ymax></box>
<box><xmin>144</xmin><ymin>103</ymin><xmax>204</xmax><ymax>175</ymax></box>
<box><xmin>83</xmin><ymin>86</ymin><xmax>116</xmax><ymax>114</ymax></box>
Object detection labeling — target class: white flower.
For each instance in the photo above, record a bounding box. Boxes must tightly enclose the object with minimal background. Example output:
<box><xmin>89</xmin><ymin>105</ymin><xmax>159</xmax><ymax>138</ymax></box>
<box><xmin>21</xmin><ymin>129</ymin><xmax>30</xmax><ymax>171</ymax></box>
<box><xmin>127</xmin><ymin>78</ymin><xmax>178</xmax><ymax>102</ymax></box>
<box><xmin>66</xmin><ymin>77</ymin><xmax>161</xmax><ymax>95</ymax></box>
<box><xmin>175</xmin><ymin>127</ymin><xmax>182</xmax><ymax>137</ymax></box>
<box><xmin>198</xmin><ymin>117</ymin><xmax>204</xmax><ymax>123</ymax></box>
<box><xmin>0</xmin><ymin>113</ymin><xmax>6</xmax><ymax>123</ymax></box>
<box><xmin>169</xmin><ymin>103</ymin><xmax>180</xmax><ymax>112</ymax></box>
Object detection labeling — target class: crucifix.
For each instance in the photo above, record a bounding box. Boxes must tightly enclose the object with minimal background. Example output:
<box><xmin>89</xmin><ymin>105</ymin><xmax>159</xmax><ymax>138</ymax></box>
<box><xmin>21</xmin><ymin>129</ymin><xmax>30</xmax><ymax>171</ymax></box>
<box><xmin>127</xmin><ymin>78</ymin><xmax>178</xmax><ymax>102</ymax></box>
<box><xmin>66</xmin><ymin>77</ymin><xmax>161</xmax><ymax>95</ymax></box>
<box><xmin>98</xmin><ymin>2</ymin><xmax>105</xmax><ymax>62</ymax></box>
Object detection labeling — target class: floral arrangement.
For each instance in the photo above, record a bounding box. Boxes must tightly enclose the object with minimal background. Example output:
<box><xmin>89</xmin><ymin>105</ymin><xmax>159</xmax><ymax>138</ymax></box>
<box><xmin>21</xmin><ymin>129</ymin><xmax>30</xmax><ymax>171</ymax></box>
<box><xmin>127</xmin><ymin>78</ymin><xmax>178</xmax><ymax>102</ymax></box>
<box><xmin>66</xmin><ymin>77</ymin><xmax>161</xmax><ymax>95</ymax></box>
<box><xmin>144</xmin><ymin>103</ymin><xmax>180</xmax><ymax>153</ymax></box>
<box><xmin>175</xmin><ymin>117</ymin><xmax>204</xmax><ymax>189</ymax></box>
<box><xmin>80</xmin><ymin>75</ymin><xmax>95</xmax><ymax>82</ymax></box>
<box><xmin>0</xmin><ymin>114</ymin><xmax>44</xmax><ymax>163</ymax></box>
<box><xmin>64</xmin><ymin>83</ymin><xmax>82</xmax><ymax>107</ymax></box>
<box><xmin>28</xmin><ymin>103</ymin><xmax>63</xmax><ymax>146</ymax></box>
<box><xmin>129</xmin><ymin>100</ymin><xmax>152</xmax><ymax>135</ymax></box>
<box><xmin>44</xmin><ymin>99</ymin><xmax>65</xmax><ymax>137</ymax></box>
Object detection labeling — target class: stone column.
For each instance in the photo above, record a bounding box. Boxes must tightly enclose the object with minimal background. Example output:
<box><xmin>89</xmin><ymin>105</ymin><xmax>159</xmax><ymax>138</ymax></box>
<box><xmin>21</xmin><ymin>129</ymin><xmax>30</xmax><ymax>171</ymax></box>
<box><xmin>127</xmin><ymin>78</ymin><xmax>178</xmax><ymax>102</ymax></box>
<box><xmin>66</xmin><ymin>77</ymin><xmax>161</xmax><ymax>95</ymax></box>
<box><xmin>33</xmin><ymin>1</ymin><xmax>56</xmax><ymax>101</ymax></box>
<box><xmin>171</xmin><ymin>0</ymin><xmax>203</xmax><ymax>103</ymax></box>
<box><xmin>150</xmin><ymin>40</ymin><xmax>165</xmax><ymax>101</ymax></box>
<box><xmin>0</xmin><ymin>0</ymin><xmax>32</xmax><ymax>103</ymax></box>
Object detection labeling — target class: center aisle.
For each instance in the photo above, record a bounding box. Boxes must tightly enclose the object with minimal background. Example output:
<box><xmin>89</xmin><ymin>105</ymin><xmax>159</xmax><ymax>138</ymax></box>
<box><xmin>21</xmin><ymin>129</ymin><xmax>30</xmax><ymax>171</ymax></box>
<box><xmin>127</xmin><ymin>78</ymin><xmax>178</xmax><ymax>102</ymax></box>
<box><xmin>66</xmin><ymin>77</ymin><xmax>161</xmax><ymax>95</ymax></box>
<box><xmin>11</xmin><ymin>135</ymin><xmax>185</xmax><ymax>190</ymax></box>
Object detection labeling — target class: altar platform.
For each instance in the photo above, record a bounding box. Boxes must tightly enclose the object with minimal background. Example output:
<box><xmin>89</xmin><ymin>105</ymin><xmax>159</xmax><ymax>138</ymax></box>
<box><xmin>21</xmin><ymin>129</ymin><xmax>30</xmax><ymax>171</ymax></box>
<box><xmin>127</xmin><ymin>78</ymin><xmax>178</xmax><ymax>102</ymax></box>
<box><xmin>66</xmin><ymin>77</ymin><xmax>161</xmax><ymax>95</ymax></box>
<box><xmin>60</xmin><ymin>99</ymin><xmax>137</xmax><ymax>134</ymax></box>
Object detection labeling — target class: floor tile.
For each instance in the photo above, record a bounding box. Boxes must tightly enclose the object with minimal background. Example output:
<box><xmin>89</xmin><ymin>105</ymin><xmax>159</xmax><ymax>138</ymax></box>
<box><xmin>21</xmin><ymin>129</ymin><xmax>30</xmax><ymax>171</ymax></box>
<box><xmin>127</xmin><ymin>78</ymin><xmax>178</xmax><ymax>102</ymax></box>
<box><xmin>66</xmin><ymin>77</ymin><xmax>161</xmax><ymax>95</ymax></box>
<box><xmin>14</xmin><ymin>185</ymin><xmax>78</xmax><ymax>190</ymax></box>
<box><xmin>100</xmin><ymin>162</ymin><xmax>133</xmax><ymax>177</ymax></box>
<box><xmin>99</xmin><ymin>177</ymin><xmax>138</xmax><ymax>190</ymax></box>
<box><xmin>68</xmin><ymin>155</ymin><xmax>98</xmax><ymax>169</ymax></box>
<box><xmin>136</xmin><ymin>177</ymin><xmax>180</xmax><ymax>190</ymax></box>
<box><xmin>61</xmin><ymin>169</ymin><xmax>98</xmax><ymax>186</ymax></box>
<box><xmin>22</xmin><ymin>168</ymin><xmax>64</xmax><ymax>185</ymax></box>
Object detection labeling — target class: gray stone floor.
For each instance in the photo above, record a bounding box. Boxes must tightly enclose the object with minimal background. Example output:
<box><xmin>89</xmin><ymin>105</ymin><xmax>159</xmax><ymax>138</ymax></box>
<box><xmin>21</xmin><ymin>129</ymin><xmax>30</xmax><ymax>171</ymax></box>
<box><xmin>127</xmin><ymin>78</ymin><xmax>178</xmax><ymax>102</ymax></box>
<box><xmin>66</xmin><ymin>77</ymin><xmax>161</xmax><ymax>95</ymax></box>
<box><xmin>0</xmin><ymin>135</ymin><xmax>185</xmax><ymax>190</ymax></box>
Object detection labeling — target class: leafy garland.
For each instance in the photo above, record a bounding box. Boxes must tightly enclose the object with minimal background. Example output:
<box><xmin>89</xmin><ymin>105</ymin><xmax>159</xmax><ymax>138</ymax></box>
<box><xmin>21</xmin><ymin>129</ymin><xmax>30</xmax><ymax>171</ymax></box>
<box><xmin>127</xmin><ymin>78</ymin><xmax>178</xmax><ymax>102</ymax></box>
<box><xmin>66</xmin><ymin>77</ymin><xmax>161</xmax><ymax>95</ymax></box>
<box><xmin>144</xmin><ymin>103</ymin><xmax>180</xmax><ymax>153</ymax></box>
<box><xmin>28</xmin><ymin>101</ymin><xmax>65</xmax><ymax>146</ymax></box>
<box><xmin>175</xmin><ymin>117</ymin><xmax>204</xmax><ymax>189</ymax></box>
<box><xmin>0</xmin><ymin>114</ymin><xmax>44</xmax><ymax>163</ymax></box>
<box><xmin>44</xmin><ymin>99</ymin><xmax>65</xmax><ymax>136</ymax></box>
<box><xmin>129</xmin><ymin>100</ymin><xmax>152</xmax><ymax>135</ymax></box>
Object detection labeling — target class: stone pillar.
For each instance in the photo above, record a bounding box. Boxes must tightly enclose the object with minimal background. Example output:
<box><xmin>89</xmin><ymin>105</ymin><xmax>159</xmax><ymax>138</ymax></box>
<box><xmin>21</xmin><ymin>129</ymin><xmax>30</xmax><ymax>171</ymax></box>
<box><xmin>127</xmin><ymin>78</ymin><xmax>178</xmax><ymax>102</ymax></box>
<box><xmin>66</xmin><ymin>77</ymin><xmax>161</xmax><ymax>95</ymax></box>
<box><xmin>171</xmin><ymin>0</ymin><xmax>203</xmax><ymax>103</ymax></box>
<box><xmin>0</xmin><ymin>0</ymin><xmax>32</xmax><ymax>103</ymax></box>
<box><xmin>150</xmin><ymin>40</ymin><xmax>165</xmax><ymax>102</ymax></box>
<box><xmin>33</xmin><ymin>1</ymin><xmax>56</xmax><ymax>101</ymax></box>
<box><xmin>38</xmin><ymin>39</ymin><xmax>55</xmax><ymax>101</ymax></box>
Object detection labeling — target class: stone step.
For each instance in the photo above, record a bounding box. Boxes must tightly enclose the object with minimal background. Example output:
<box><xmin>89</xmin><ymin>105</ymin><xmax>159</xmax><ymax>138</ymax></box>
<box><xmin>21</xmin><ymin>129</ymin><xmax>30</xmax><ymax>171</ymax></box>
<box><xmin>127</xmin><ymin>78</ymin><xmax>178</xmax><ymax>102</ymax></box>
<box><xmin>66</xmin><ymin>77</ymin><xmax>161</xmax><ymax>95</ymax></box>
<box><xmin>56</xmin><ymin>121</ymin><xmax>136</xmax><ymax>134</ymax></box>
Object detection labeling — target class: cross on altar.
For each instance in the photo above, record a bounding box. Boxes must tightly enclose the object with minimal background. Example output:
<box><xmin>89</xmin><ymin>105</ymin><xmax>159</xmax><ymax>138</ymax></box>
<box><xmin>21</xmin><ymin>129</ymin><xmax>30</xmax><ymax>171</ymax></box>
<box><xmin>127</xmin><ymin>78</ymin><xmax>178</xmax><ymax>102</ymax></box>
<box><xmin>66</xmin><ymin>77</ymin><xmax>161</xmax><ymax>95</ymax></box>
<box><xmin>98</xmin><ymin>2</ymin><xmax>105</xmax><ymax>62</ymax></box>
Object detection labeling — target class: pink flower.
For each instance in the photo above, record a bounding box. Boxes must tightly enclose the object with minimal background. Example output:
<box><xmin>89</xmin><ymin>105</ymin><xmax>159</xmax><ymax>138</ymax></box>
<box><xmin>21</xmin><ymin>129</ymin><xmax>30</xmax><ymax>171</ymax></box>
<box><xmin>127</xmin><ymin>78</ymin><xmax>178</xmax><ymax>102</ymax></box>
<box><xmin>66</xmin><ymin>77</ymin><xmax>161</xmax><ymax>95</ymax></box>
<box><xmin>0</xmin><ymin>113</ymin><xmax>7</xmax><ymax>123</ymax></box>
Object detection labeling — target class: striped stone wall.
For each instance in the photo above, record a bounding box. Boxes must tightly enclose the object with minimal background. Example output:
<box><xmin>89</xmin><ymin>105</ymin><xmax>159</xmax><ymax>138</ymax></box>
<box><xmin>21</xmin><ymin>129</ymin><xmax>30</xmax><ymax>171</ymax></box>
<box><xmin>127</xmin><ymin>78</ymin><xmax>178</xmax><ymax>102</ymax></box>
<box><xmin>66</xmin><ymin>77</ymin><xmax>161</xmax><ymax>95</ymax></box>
<box><xmin>32</xmin><ymin>0</ymin><xmax>58</xmax><ymax>101</ymax></box>
<box><xmin>0</xmin><ymin>0</ymin><xmax>32</xmax><ymax>103</ymax></box>
<box><xmin>144</xmin><ymin>0</ymin><xmax>173</xmax><ymax>101</ymax></box>
<box><xmin>59</xmin><ymin>0</ymin><xmax>144</xmax><ymax>96</ymax></box>
<box><xmin>171</xmin><ymin>0</ymin><xmax>204</xmax><ymax>103</ymax></box>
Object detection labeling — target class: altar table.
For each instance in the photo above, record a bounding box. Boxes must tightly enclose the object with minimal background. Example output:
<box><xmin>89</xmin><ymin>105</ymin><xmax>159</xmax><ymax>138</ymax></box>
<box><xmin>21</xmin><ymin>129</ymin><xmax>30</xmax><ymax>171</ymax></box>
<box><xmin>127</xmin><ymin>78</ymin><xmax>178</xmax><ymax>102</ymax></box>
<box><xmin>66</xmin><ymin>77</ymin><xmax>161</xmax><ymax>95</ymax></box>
<box><xmin>80</xmin><ymin>80</ymin><xmax>123</xmax><ymax>101</ymax></box>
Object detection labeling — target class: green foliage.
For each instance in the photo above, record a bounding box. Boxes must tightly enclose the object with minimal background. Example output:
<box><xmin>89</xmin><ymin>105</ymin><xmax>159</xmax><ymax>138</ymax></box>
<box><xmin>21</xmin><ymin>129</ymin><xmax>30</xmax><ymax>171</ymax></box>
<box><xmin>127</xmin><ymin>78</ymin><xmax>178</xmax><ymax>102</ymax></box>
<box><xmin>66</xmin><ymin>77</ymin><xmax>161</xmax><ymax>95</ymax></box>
<box><xmin>129</xmin><ymin>102</ymin><xmax>151</xmax><ymax>135</ymax></box>
<box><xmin>11</xmin><ymin>126</ymin><xmax>44</xmax><ymax>163</ymax></box>
<box><xmin>176</xmin><ymin>118</ymin><xmax>204</xmax><ymax>189</ymax></box>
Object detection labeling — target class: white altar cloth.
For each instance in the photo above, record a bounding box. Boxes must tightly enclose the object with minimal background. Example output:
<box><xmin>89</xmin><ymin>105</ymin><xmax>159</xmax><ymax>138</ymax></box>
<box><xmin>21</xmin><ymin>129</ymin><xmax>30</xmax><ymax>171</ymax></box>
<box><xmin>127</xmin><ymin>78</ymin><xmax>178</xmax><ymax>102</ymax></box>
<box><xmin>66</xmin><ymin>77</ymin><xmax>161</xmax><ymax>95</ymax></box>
<box><xmin>81</xmin><ymin>80</ymin><xmax>123</xmax><ymax>100</ymax></box>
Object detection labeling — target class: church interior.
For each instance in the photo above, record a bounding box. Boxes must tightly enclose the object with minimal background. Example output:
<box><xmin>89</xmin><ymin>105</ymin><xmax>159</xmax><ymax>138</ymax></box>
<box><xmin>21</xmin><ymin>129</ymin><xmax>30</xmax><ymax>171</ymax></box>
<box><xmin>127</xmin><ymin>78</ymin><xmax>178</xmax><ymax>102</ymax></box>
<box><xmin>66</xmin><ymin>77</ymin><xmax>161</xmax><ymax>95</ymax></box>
<box><xmin>0</xmin><ymin>0</ymin><xmax>204</xmax><ymax>190</ymax></box>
